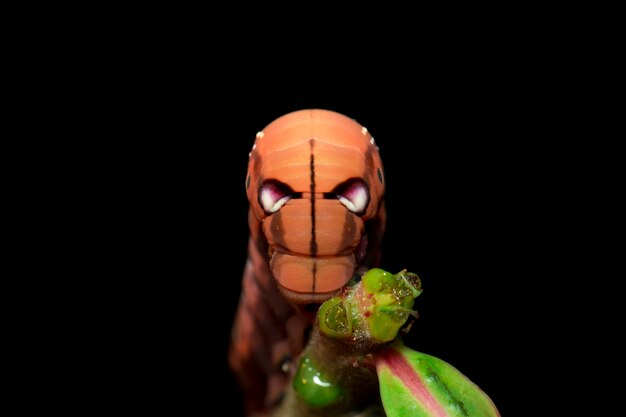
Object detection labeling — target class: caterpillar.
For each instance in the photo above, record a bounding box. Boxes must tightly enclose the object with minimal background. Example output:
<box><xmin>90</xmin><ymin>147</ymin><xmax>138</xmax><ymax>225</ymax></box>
<box><xmin>228</xmin><ymin>109</ymin><xmax>386</xmax><ymax>416</ymax></box>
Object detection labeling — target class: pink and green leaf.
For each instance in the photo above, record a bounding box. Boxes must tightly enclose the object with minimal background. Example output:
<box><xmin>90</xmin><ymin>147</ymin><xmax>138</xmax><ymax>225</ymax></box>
<box><xmin>376</xmin><ymin>341</ymin><xmax>500</xmax><ymax>417</ymax></box>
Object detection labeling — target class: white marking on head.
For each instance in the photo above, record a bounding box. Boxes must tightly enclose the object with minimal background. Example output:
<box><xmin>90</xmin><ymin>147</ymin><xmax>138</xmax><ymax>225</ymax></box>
<box><xmin>256</xmin><ymin>131</ymin><xmax>264</xmax><ymax>139</ymax></box>
<box><xmin>260</xmin><ymin>185</ymin><xmax>291</xmax><ymax>213</ymax></box>
<box><xmin>361</xmin><ymin>127</ymin><xmax>368</xmax><ymax>135</ymax></box>
<box><xmin>252</xmin><ymin>143</ymin><xmax>257</xmax><ymax>150</ymax></box>
<box><xmin>370</xmin><ymin>137</ymin><xmax>375</xmax><ymax>145</ymax></box>
<box><xmin>338</xmin><ymin>182</ymin><xmax>369</xmax><ymax>213</ymax></box>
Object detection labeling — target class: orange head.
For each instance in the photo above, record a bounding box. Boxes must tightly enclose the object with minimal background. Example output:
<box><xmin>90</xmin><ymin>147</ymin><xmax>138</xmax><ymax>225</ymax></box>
<box><xmin>246</xmin><ymin>109</ymin><xmax>385</xmax><ymax>304</ymax></box>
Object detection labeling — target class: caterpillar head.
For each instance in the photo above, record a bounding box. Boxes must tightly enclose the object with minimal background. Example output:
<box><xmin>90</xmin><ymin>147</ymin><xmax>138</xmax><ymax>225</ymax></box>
<box><xmin>246</xmin><ymin>109</ymin><xmax>385</xmax><ymax>304</ymax></box>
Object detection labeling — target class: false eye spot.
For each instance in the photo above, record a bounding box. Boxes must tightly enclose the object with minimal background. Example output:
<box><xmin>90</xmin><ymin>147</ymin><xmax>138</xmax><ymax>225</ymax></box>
<box><xmin>332</xmin><ymin>179</ymin><xmax>369</xmax><ymax>214</ymax></box>
<box><xmin>259</xmin><ymin>180</ymin><xmax>293</xmax><ymax>214</ymax></box>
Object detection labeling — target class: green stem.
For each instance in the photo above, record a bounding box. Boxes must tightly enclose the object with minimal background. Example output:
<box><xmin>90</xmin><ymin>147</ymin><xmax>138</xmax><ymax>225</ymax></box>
<box><xmin>271</xmin><ymin>269</ymin><xmax>422</xmax><ymax>417</ymax></box>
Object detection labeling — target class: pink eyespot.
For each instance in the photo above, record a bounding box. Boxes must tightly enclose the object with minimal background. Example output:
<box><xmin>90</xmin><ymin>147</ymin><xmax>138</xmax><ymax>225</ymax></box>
<box><xmin>333</xmin><ymin>179</ymin><xmax>369</xmax><ymax>214</ymax></box>
<box><xmin>259</xmin><ymin>180</ymin><xmax>293</xmax><ymax>214</ymax></box>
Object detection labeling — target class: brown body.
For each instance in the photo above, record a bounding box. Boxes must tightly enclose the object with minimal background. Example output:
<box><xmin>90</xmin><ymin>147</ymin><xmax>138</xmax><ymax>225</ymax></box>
<box><xmin>229</xmin><ymin>109</ymin><xmax>386</xmax><ymax>416</ymax></box>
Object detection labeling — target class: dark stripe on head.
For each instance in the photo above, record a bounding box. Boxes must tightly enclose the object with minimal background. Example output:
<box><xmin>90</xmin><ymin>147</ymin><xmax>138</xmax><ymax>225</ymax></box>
<box><xmin>309</xmin><ymin>139</ymin><xmax>317</xmax><ymax>293</ymax></box>
<box><xmin>269</xmin><ymin>211</ymin><xmax>286</xmax><ymax>250</ymax></box>
<box><xmin>309</xmin><ymin>139</ymin><xmax>317</xmax><ymax>257</ymax></box>
<box><xmin>339</xmin><ymin>209</ymin><xmax>357</xmax><ymax>254</ymax></box>
<box><xmin>250</xmin><ymin>148</ymin><xmax>263</xmax><ymax>189</ymax></box>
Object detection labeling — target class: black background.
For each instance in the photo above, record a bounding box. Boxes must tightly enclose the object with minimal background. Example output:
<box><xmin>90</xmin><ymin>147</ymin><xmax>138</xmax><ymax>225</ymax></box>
<box><xmin>100</xmin><ymin>70</ymin><xmax>541</xmax><ymax>416</ymax></box>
